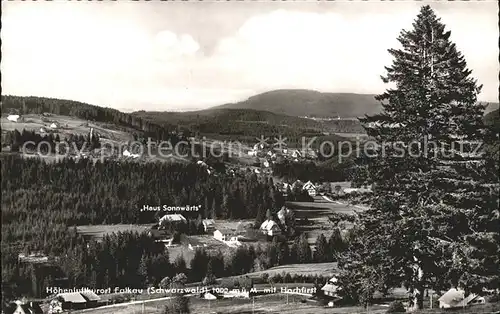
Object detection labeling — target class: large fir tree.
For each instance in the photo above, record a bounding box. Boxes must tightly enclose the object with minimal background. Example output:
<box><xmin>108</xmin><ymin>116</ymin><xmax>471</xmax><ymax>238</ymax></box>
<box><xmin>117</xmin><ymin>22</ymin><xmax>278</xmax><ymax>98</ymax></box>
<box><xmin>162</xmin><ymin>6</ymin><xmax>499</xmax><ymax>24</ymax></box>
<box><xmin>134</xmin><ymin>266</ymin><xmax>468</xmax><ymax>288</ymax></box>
<box><xmin>353</xmin><ymin>5</ymin><xmax>499</xmax><ymax>310</ymax></box>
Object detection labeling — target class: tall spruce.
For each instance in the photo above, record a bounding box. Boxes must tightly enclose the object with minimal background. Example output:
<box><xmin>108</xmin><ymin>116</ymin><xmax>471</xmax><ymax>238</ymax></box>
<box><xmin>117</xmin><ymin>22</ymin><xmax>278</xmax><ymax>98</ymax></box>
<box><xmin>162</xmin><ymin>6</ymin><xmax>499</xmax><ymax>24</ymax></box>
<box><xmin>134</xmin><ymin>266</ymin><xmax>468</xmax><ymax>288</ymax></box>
<box><xmin>355</xmin><ymin>5</ymin><xmax>498</xmax><ymax>310</ymax></box>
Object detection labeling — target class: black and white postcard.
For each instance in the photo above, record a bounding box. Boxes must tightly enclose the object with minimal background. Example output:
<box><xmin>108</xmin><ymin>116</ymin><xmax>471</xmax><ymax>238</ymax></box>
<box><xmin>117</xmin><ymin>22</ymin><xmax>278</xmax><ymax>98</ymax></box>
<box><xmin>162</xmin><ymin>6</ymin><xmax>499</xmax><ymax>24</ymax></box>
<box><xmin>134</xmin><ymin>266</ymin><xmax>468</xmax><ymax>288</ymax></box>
<box><xmin>1</xmin><ymin>1</ymin><xmax>498</xmax><ymax>313</ymax></box>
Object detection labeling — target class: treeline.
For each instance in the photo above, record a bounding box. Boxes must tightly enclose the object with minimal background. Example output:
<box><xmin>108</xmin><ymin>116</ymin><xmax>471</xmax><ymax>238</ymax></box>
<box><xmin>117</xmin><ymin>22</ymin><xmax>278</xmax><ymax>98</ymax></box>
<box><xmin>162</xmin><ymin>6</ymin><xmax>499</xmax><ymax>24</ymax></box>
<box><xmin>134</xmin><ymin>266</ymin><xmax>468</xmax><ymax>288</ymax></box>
<box><xmin>2</xmin><ymin>95</ymin><xmax>184</xmax><ymax>142</ymax></box>
<box><xmin>4</xmin><ymin>129</ymin><xmax>101</xmax><ymax>152</ymax></box>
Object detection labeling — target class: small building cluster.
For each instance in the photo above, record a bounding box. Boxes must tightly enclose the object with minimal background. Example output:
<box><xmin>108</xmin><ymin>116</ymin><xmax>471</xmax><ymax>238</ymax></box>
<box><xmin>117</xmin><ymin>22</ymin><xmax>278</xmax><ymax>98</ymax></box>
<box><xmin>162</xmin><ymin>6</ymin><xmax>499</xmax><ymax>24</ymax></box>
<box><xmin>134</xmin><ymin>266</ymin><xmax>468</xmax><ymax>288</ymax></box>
<box><xmin>438</xmin><ymin>288</ymin><xmax>485</xmax><ymax>309</ymax></box>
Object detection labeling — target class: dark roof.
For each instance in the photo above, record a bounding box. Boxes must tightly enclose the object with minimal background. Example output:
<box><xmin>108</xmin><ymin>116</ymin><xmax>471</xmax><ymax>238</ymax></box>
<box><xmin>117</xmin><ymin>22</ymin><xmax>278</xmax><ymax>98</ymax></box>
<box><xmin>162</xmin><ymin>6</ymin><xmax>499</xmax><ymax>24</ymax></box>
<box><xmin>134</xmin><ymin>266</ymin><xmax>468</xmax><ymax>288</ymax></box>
<box><xmin>80</xmin><ymin>290</ymin><xmax>101</xmax><ymax>302</ymax></box>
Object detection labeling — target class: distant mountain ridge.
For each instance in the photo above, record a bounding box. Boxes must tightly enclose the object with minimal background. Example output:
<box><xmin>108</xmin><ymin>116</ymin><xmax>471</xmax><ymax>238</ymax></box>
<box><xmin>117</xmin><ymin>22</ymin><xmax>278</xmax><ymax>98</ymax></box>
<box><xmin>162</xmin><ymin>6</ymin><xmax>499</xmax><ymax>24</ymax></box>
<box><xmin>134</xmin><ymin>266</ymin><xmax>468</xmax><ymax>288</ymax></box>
<box><xmin>209</xmin><ymin>89</ymin><xmax>498</xmax><ymax>118</ymax></box>
<box><xmin>210</xmin><ymin>89</ymin><xmax>382</xmax><ymax>118</ymax></box>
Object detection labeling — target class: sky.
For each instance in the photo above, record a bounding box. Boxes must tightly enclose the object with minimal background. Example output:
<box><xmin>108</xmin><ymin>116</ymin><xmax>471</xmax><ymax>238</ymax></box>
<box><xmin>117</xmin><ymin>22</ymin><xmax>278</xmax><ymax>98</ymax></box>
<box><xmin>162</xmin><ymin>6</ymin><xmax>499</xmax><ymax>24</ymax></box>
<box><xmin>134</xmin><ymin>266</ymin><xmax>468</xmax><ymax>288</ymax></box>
<box><xmin>1</xmin><ymin>1</ymin><xmax>498</xmax><ymax>112</ymax></box>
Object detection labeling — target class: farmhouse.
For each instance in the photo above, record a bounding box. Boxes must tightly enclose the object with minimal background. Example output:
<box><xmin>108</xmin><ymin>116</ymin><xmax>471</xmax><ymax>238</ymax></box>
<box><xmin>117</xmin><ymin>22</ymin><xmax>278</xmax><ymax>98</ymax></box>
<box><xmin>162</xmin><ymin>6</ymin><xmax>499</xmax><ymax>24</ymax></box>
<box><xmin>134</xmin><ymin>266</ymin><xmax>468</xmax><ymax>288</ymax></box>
<box><xmin>321</xmin><ymin>277</ymin><xmax>341</xmax><ymax>298</ymax></box>
<box><xmin>438</xmin><ymin>288</ymin><xmax>485</xmax><ymax>309</ymax></box>
<box><xmin>260</xmin><ymin>219</ymin><xmax>282</xmax><ymax>236</ymax></box>
<box><xmin>202</xmin><ymin>219</ymin><xmax>215</xmax><ymax>233</ymax></box>
<box><xmin>213</xmin><ymin>229</ymin><xmax>233</xmax><ymax>242</ymax></box>
<box><xmin>302</xmin><ymin>181</ymin><xmax>318</xmax><ymax>196</ymax></box>
<box><xmin>49</xmin><ymin>122</ymin><xmax>60</xmax><ymax>129</ymax></box>
<box><xmin>304</xmin><ymin>149</ymin><xmax>318</xmax><ymax>159</ymax></box>
<box><xmin>7</xmin><ymin>114</ymin><xmax>21</xmax><ymax>122</ymax></box>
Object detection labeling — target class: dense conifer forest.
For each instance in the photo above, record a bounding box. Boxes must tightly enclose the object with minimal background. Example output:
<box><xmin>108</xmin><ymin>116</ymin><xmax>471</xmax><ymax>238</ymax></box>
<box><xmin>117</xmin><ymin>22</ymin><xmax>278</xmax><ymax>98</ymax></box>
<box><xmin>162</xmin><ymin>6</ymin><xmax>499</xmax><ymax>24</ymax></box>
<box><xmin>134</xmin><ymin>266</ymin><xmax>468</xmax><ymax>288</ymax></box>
<box><xmin>0</xmin><ymin>156</ymin><xmax>286</xmax><ymax>298</ymax></box>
